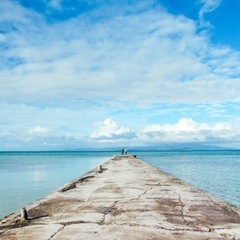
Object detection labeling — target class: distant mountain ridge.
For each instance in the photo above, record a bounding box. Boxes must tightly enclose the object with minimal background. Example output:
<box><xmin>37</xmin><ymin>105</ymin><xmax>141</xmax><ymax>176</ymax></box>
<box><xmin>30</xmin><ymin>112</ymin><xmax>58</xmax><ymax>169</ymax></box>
<box><xmin>69</xmin><ymin>143</ymin><xmax>236</xmax><ymax>152</ymax></box>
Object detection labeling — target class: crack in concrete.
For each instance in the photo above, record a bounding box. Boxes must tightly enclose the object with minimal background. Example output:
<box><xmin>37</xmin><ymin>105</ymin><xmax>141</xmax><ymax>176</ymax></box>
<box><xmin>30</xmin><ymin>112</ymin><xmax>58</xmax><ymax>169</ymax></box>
<box><xmin>60</xmin><ymin>220</ymin><xmax>97</xmax><ymax>225</ymax></box>
<box><xmin>131</xmin><ymin>187</ymin><xmax>153</xmax><ymax>201</ymax></box>
<box><xmin>99</xmin><ymin>200</ymin><xmax>119</xmax><ymax>225</ymax></box>
<box><xmin>111</xmin><ymin>221</ymin><xmax>214</xmax><ymax>233</ymax></box>
<box><xmin>100</xmin><ymin>213</ymin><xmax>106</xmax><ymax>225</ymax></box>
<box><xmin>176</xmin><ymin>192</ymin><xmax>187</xmax><ymax>224</ymax></box>
<box><xmin>5</xmin><ymin>218</ymin><xmax>235</xmax><ymax>237</ymax></box>
<box><xmin>48</xmin><ymin>224</ymin><xmax>65</xmax><ymax>240</ymax></box>
<box><xmin>71</xmin><ymin>183</ymin><xmax>106</xmax><ymax>215</ymax></box>
<box><xmin>30</xmin><ymin>220</ymin><xmax>101</xmax><ymax>227</ymax></box>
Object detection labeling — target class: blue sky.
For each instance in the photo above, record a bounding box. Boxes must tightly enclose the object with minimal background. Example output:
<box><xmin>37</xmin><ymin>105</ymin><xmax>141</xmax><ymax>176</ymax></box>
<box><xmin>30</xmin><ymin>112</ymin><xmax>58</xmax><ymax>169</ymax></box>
<box><xmin>1</xmin><ymin>0</ymin><xmax>240</xmax><ymax>150</ymax></box>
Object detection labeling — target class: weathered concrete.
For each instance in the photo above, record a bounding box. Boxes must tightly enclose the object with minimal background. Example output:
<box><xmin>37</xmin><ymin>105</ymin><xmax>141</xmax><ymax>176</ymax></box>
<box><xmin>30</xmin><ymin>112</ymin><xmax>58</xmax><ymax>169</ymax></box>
<box><xmin>1</xmin><ymin>155</ymin><xmax>240</xmax><ymax>239</ymax></box>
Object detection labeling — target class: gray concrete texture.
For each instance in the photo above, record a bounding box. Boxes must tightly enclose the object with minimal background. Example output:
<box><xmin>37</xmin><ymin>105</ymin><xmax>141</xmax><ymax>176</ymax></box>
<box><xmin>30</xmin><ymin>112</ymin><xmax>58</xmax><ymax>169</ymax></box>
<box><xmin>0</xmin><ymin>155</ymin><xmax>240</xmax><ymax>239</ymax></box>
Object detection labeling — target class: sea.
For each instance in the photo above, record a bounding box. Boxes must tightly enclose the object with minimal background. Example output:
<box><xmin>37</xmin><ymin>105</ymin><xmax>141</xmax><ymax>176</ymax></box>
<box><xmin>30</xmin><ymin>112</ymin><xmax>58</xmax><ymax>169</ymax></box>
<box><xmin>0</xmin><ymin>150</ymin><xmax>239</xmax><ymax>218</ymax></box>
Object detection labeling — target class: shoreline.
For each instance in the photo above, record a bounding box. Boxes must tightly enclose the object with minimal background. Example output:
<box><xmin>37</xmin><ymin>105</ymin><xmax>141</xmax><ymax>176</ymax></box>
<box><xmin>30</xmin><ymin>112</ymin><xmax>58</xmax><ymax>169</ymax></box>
<box><xmin>1</xmin><ymin>155</ymin><xmax>240</xmax><ymax>239</ymax></box>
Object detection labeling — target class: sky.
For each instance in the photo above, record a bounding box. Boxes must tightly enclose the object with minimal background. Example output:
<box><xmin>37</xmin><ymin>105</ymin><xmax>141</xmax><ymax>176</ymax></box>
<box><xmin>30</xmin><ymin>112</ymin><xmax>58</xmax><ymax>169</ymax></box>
<box><xmin>1</xmin><ymin>0</ymin><xmax>240</xmax><ymax>150</ymax></box>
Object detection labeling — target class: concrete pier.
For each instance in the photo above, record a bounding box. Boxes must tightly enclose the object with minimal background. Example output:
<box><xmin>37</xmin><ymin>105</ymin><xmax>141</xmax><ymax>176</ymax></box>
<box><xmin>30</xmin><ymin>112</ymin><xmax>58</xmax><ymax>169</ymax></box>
<box><xmin>1</xmin><ymin>155</ymin><xmax>240</xmax><ymax>239</ymax></box>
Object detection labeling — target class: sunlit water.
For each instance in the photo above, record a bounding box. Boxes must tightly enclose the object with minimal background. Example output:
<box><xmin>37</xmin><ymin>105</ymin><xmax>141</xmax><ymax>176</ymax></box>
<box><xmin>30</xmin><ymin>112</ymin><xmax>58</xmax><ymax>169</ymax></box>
<box><xmin>0</xmin><ymin>150</ymin><xmax>239</xmax><ymax>218</ymax></box>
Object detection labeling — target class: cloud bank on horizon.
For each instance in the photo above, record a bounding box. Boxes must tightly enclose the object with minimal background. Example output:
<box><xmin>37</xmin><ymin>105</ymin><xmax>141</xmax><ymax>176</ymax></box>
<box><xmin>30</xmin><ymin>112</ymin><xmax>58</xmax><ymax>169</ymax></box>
<box><xmin>1</xmin><ymin>0</ymin><xmax>240</xmax><ymax>150</ymax></box>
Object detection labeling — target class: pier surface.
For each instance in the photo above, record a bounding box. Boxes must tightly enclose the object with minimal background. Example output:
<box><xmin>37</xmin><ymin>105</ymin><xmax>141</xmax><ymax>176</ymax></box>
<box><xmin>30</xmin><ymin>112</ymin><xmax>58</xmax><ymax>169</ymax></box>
<box><xmin>1</xmin><ymin>155</ymin><xmax>240</xmax><ymax>239</ymax></box>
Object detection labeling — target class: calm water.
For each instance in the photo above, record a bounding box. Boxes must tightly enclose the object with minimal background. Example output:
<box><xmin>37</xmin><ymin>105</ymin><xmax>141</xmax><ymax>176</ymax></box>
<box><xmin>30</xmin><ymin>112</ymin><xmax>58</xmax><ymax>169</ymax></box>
<box><xmin>0</xmin><ymin>151</ymin><xmax>118</xmax><ymax>218</ymax></box>
<box><xmin>0</xmin><ymin>150</ymin><xmax>239</xmax><ymax>218</ymax></box>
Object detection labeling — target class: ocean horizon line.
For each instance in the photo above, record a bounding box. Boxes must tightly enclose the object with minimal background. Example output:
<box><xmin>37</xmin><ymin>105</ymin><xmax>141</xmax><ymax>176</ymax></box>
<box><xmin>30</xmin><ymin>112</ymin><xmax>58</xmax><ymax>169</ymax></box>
<box><xmin>0</xmin><ymin>147</ymin><xmax>239</xmax><ymax>153</ymax></box>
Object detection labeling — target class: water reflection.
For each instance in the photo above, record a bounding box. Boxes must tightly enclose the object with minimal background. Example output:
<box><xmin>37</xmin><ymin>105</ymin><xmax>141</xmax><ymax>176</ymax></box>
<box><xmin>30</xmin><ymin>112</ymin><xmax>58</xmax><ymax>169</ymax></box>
<box><xmin>0</xmin><ymin>152</ymin><xmax>116</xmax><ymax>218</ymax></box>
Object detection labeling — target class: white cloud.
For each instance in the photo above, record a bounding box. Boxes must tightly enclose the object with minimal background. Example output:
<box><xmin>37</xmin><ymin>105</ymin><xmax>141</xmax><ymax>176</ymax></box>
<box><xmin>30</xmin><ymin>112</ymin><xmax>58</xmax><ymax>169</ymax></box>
<box><xmin>89</xmin><ymin>117</ymin><xmax>240</xmax><ymax>147</ymax></box>
<box><xmin>47</xmin><ymin>0</ymin><xmax>62</xmax><ymax>10</ymax></box>
<box><xmin>199</xmin><ymin>0</ymin><xmax>222</xmax><ymax>25</ymax></box>
<box><xmin>1</xmin><ymin>0</ymin><xmax>240</xmax><ymax>105</ymax></box>
<box><xmin>144</xmin><ymin>118</ymin><xmax>202</xmax><ymax>133</ymax></box>
<box><xmin>200</xmin><ymin>0</ymin><xmax>222</xmax><ymax>14</ymax></box>
<box><xmin>0</xmin><ymin>1</ymin><xmax>30</xmax><ymax>24</ymax></box>
<box><xmin>142</xmin><ymin>118</ymin><xmax>240</xmax><ymax>144</ymax></box>
<box><xmin>1</xmin><ymin>1</ymin><xmax>240</xmax><ymax>150</ymax></box>
<box><xmin>28</xmin><ymin>126</ymin><xmax>50</xmax><ymax>137</ymax></box>
<box><xmin>90</xmin><ymin>118</ymin><xmax>136</xmax><ymax>142</ymax></box>
<box><xmin>1</xmin><ymin>108</ymin><xmax>240</xmax><ymax>149</ymax></box>
<box><xmin>0</xmin><ymin>102</ymin><xmax>114</xmax><ymax>150</ymax></box>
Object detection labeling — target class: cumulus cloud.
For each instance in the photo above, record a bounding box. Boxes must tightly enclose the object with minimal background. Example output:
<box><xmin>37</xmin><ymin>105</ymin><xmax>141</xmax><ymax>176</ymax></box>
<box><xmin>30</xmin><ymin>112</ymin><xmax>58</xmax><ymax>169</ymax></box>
<box><xmin>141</xmin><ymin>118</ymin><xmax>240</xmax><ymax>145</ymax></box>
<box><xmin>1</xmin><ymin>112</ymin><xmax>240</xmax><ymax>149</ymax></box>
<box><xmin>90</xmin><ymin>118</ymin><xmax>136</xmax><ymax>142</ymax></box>
<box><xmin>89</xmin><ymin>117</ymin><xmax>240</xmax><ymax>147</ymax></box>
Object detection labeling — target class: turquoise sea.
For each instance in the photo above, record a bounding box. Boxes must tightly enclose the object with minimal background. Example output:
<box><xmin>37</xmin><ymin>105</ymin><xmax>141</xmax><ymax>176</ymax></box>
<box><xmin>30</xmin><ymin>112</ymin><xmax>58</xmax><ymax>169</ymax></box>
<box><xmin>0</xmin><ymin>150</ymin><xmax>239</xmax><ymax>218</ymax></box>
